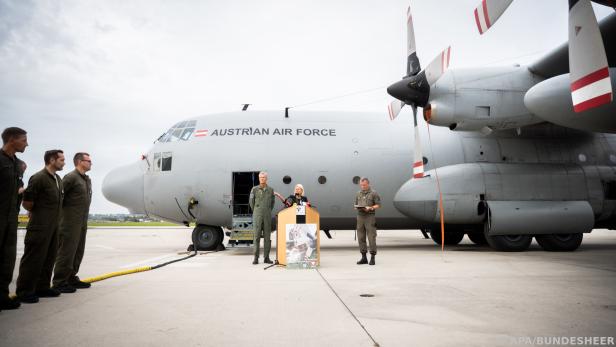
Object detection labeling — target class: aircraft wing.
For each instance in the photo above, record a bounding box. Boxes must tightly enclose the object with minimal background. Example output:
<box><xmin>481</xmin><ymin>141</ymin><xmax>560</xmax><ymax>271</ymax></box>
<box><xmin>529</xmin><ymin>12</ymin><xmax>616</xmax><ymax>79</ymax></box>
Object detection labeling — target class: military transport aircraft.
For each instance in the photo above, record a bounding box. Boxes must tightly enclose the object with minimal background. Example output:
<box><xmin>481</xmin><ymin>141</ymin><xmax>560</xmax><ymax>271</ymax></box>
<box><xmin>103</xmin><ymin>4</ymin><xmax>616</xmax><ymax>252</ymax></box>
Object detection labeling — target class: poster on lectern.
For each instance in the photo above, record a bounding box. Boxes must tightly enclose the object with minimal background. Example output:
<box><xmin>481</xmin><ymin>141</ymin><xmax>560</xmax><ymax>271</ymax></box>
<box><xmin>285</xmin><ymin>223</ymin><xmax>318</xmax><ymax>269</ymax></box>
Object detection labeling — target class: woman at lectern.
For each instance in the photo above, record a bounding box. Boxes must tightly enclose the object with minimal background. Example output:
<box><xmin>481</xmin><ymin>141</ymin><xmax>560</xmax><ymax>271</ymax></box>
<box><xmin>275</xmin><ymin>184</ymin><xmax>310</xmax><ymax>208</ymax></box>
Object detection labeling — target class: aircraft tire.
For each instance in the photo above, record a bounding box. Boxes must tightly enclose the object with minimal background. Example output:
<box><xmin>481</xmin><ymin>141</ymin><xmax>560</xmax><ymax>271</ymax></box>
<box><xmin>430</xmin><ymin>228</ymin><xmax>465</xmax><ymax>245</ymax></box>
<box><xmin>192</xmin><ymin>225</ymin><xmax>222</xmax><ymax>251</ymax></box>
<box><xmin>535</xmin><ymin>233</ymin><xmax>583</xmax><ymax>251</ymax></box>
<box><xmin>483</xmin><ymin>230</ymin><xmax>532</xmax><ymax>252</ymax></box>
<box><xmin>466</xmin><ymin>231</ymin><xmax>488</xmax><ymax>245</ymax></box>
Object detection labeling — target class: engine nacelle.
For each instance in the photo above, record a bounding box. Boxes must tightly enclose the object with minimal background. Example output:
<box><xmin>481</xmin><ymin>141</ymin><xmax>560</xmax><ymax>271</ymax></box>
<box><xmin>393</xmin><ymin>163</ymin><xmax>612</xmax><ymax>235</ymax></box>
<box><xmin>424</xmin><ymin>66</ymin><xmax>543</xmax><ymax>131</ymax></box>
<box><xmin>524</xmin><ymin>70</ymin><xmax>616</xmax><ymax>133</ymax></box>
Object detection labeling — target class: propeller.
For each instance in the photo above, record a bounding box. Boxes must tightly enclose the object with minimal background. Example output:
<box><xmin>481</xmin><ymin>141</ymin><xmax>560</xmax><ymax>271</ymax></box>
<box><xmin>386</xmin><ymin>6</ymin><xmax>451</xmax><ymax>179</ymax></box>
<box><xmin>473</xmin><ymin>0</ymin><xmax>612</xmax><ymax>112</ymax></box>
<box><xmin>473</xmin><ymin>0</ymin><xmax>513</xmax><ymax>35</ymax></box>
<box><xmin>569</xmin><ymin>0</ymin><xmax>613</xmax><ymax>112</ymax></box>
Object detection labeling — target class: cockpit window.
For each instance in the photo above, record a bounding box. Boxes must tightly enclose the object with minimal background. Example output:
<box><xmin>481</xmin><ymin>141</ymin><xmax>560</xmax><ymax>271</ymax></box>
<box><xmin>180</xmin><ymin>128</ymin><xmax>194</xmax><ymax>141</ymax></box>
<box><xmin>156</xmin><ymin>120</ymin><xmax>196</xmax><ymax>143</ymax></box>
<box><xmin>169</xmin><ymin>128</ymin><xmax>183</xmax><ymax>142</ymax></box>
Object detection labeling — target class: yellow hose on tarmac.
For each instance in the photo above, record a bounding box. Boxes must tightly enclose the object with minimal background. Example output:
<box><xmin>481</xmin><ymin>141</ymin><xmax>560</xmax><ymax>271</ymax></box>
<box><xmin>81</xmin><ymin>250</ymin><xmax>211</xmax><ymax>284</ymax></box>
<box><xmin>81</xmin><ymin>266</ymin><xmax>153</xmax><ymax>284</ymax></box>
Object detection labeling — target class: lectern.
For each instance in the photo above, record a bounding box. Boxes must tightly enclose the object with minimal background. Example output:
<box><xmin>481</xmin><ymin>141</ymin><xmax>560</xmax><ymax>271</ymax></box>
<box><xmin>276</xmin><ymin>205</ymin><xmax>320</xmax><ymax>268</ymax></box>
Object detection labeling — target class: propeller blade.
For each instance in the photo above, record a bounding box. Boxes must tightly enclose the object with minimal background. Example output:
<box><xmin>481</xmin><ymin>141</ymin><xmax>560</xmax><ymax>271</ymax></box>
<box><xmin>388</xmin><ymin>100</ymin><xmax>405</xmax><ymax>120</ymax></box>
<box><xmin>474</xmin><ymin>0</ymin><xmax>513</xmax><ymax>34</ymax></box>
<box><xmin>568</xmin><ymin>0</ymin><xmax>612</xmax><ymax>113</ymax></box>
<box><xmin>411</xmin><ymin>106</ymin><xmax>424</xmax><ymax>179</ymax></box>
<box><xmin>406</xmin><ymin>6</ymin><xmax>421</xmax><ymax>77</ymax></box>
<box><xmin>424</xmin><ymin>46</ymin><xmax>452</xmax><ymax>85</ymax></box>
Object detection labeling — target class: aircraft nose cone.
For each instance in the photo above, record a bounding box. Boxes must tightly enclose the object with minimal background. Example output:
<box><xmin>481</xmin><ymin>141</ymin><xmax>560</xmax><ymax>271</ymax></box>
<box><xmin>102</xmin><ymin>160</ymin><xmax>146</xmax><ymax>214</ymax></box>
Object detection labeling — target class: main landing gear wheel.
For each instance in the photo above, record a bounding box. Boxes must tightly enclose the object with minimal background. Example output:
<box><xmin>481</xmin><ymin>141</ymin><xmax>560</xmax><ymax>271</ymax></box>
<box><xmin>535</xmin><ymin>233</ymin><xmax>583</xmax><ymax>251</ymax></box>
<box><xmin>483</xmin><ymin>225</ymin><xmax>532</xmax><ymax>252</ymax></box>
<box><xmin>430</xmin><ymin>229</ymin><xmax>465</xmax><ymax>245</ymax></box>
<box><xmin>192</xmin><ymin>225</ymin><xmax>223</xmax><ymax>251</ymax></box>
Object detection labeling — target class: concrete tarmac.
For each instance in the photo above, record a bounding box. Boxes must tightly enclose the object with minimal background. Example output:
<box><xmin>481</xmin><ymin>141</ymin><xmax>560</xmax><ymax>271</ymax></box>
<box><xmin>1</xmin><ymin>228</ymin><xmax>615</xmax><ymax>347</ymax></box>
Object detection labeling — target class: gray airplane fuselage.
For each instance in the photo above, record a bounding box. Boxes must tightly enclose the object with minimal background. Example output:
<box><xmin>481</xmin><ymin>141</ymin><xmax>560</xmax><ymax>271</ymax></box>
<box><xmin>105</xmin><ymin>111</ymin><xmax>416</xmax><ymax>230</ymax></box>
<box><xmin>103</xmin><ymin>109</ymin><xmax>616</xmax><ymax>233</ymax></box>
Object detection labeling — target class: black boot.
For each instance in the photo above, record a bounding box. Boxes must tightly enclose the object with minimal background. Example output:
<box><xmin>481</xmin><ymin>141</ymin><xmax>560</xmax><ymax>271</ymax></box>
<box><xmin>264</xmin><ymin>257</ymin><xmax>273</xmax><ymax>264</ymax></box>
<box><xmin>252</xmin><ymin>256</ymin><xmax>259</xmax><ymax>265</ymax></box>
<box><xmin>369</xmin><ymin>254</ymin><xmax>376</xmax><ymax>265</ymax></box>
<box><xmin>1</xmin><ymin>297</ymin><xmax>21</xmax><ymax>310</ymax></box>
<box><xmin>357</xmin><ymin>253</ymin><xmax>368</xmax><ymax>265</ymax></box>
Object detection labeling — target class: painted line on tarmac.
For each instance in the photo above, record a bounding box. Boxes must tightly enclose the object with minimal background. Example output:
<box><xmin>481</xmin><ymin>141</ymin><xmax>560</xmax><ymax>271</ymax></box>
<box><xmin>91</xmin><ymin>244</ymin><xmax>117</xmax><ymax>250</ymax></box>
<box><xmin>316</xmin><ymin>268</ymin><xmax>380</xmax><ymax>347</ymax></box>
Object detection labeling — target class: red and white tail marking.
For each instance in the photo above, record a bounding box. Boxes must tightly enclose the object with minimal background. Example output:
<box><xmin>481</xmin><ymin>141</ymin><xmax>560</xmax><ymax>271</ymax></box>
<box><xmin>194</xmin><ymin>129</ymin><xmax>208</xmax><ymax>137</ymax></box>
<box><xmin>413</xmin><ymin>125</ymin><xmax>424</xmax><ymax>179</ymax></box>
<box><xmin>571</xmin><ymin>67</ymin><xmax>613</xmax><ymax>113</ymax></box>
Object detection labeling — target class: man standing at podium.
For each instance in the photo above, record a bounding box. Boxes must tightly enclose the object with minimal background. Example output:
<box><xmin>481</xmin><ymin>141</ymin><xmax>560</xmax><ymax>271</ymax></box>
<box><xmin>354</xmin><ymin>177</ymin><xmax>381</xmax><ymax>265</ymax></box>
<box><xmin>249</xmin><ymin>171</ymin><xmax>275</xmax><ymax>265</ymax></box>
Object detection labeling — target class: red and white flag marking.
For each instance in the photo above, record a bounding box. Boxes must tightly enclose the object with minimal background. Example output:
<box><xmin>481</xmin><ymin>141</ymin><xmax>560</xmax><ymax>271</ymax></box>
<box><xmin>194</xmin><ymin>129</ymin><xmax>208</xmax><ymax>137</ymax></box>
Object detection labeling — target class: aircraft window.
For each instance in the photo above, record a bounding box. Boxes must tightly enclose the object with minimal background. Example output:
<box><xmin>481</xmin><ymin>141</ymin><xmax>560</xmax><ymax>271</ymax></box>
<box><xmin>180</xmin><ymin>128</ymin><xmax>194</xmax><ymax>141</ymax></box>
<box><xmin>161</xmin><ymin>152</ymin><xmax>172</xmax><ymax>171</ymax></box>
<box><xmin>153</xmin><ymin>152</ymin><xmax>161</xmax><ymax>172</ymax></box>
<box><xmin>168</xmin><ymin>129</ymin><xmax>183</xmax><ymax>142</ymax></box>
<box><xmin>352</xmin><ymin>176</ymin><xmax>360</xmax><ymax>184</ymax></box>
<box><xmin>159</xmin><ymin>120</ymin><xmax>198</xmax><ymax>142</ymax></box>
<box><xmin>159</xmin><ymin>131</ymin><xmax>171</xmax><ymax>143</ymax></box>
<box><xmin>423</xmin><ymin>156</ymin><xmax>428</xmax><ymax>165</ymax></box>
<box><xmin>318</xmin><ymin>176</ymin><xmax>327</xmax><ymax>184</ymax></box>
<box><xmin>283</xmin><ymin>176</ymin><xmax>292</xmax><ymax>184</ymax></box>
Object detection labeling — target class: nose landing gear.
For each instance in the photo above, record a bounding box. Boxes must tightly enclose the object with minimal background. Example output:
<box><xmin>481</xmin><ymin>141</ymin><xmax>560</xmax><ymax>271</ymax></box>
<box><xmin>191</xmin><ymin>225</ymin><xmax>225</xmax><ymax>251</ymax></box>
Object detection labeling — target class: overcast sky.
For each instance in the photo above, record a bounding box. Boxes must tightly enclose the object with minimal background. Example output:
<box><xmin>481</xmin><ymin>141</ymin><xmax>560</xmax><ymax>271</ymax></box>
<box><xmin>1</xmin><ymin>0</ymin><xmax>614</xmax><ymax>213</ymax></box>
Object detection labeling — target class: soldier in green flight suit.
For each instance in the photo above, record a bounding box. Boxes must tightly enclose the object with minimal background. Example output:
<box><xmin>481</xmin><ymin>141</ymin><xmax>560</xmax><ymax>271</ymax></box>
<box><xmin>354</xmin><ymin>177</ymin><xmax>381</xmax><ymax>266</ymax></box>
<box><xmin>17</xmin><ymin>150</ymin><xmax>65</xmax><ymax>303</ymax></box>
<box><xmin>0</xmin><ymin>127</ymin><xmax>28</xmax><ymax>311</ymax></box>
<box><xmin>249</xmin><ymin>171</ymin><xmax>276</xmax><ymax>265</ymax></box>
<box><xmin>52</xmin><ymin>152</ymin><xmax>93</xmax><ymax>293</ymax></box>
